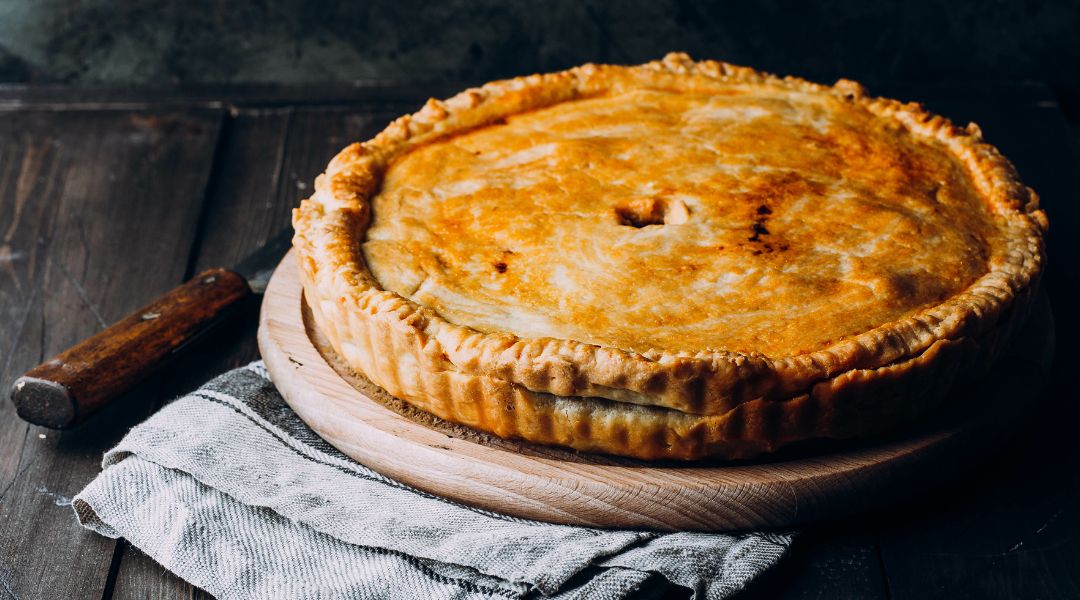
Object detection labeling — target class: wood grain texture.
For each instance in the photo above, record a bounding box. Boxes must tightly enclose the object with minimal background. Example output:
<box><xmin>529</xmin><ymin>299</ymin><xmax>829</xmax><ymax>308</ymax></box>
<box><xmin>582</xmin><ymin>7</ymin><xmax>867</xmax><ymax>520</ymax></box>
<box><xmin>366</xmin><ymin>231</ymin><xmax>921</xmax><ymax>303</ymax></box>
<box><xmin>11</xmin><ymin>267</ymin><xmax>251</xmax><ymax>428</ymax></box>
<box><xmin>108</xmin><ymin>107</ymin><xmax>294</xmax><ymax>600</ymax></box>
<box><xmin>0</xmin><ymin>108</ymin><xmax>222</xmax><ymax>599</ymax></box>
<box><xmin>0</xmin><ymin>82</ymin><xmax>468</xmax><ymax>111</ymax></box>
<box><xmin>259</xmin><ymin>251</ymin><xmax>1053</xmax><ymax>531</ymax></box>
<box><xmin>109</xmin><ymin>105</ymin><xmax>417</xmax><ymax>600</ymax></box>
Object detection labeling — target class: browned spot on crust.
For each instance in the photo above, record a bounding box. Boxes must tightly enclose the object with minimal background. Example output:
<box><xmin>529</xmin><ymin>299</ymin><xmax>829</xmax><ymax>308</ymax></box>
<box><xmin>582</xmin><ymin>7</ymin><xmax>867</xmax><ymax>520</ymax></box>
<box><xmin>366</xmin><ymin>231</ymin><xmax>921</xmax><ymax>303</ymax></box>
<box><xmin>361</xmin><ymin>82</ymin><xmax>1020</xmax><ymax>357</ymax></box>
<box><xmin>748</xmin><ymin>220</ymin><xmax>770</xmax><ymax>242</ymax></box>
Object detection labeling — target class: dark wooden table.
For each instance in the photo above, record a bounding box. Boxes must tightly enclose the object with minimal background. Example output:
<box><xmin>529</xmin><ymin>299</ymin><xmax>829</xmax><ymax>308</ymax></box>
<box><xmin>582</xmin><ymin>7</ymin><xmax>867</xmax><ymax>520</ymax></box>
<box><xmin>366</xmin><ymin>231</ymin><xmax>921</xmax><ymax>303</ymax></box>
<box><xmin>0</xmin><ymin>82</ymin><xmax>1077</xmax><ymax>600</ymax></box>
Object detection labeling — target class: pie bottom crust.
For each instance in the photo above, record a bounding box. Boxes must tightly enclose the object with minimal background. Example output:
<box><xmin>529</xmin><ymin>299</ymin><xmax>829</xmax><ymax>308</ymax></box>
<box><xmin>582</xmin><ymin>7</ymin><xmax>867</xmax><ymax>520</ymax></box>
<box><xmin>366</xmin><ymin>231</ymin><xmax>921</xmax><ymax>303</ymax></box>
<box><xmin>300</xmin><ymin>257</ymin><xmax>1038</xmax><ymax>461</ymax></box>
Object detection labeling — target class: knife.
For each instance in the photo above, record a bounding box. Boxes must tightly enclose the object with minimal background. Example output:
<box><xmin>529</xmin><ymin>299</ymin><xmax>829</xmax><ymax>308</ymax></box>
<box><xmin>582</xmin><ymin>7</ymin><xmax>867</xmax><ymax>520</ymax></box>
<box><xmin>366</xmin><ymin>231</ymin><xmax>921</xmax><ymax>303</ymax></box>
<box><xmin>9</xmin><ymin>228</ymin><xmax>294</xmax><ymax>429</ymax></box>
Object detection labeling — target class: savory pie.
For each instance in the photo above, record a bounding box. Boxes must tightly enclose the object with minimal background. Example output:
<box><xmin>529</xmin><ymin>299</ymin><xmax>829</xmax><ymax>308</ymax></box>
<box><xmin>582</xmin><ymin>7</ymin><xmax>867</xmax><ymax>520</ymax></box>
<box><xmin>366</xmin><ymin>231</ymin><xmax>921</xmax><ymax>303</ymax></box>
<box><xmin>292</xmin><ymin>53</ymin><xmax>1047</xmax><ymax>460</ymax></box>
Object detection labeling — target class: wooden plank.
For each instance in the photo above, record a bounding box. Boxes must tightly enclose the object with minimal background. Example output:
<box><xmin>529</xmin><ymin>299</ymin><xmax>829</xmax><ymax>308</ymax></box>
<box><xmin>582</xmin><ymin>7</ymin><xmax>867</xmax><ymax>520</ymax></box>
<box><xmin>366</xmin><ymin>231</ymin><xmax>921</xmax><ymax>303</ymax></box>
<box><xmin>110</xmin><ymin>91</ymin><xmax>1080</xmax><ymax>596</ymax></box>
<box><xmin>0</xmin><ymin>108</ymin><xmax>222</xmax><ymax>598</ymax></box>
<box><xmin>754</xmin><ymin>92</ymin><xmax>1080</xmax><ymax>600</ymax></box>
<box><xmin>0</xmin><ymin>81</ymin><xmax>1054</xmax><ymax>112</ymax></box>
<box><xmin>0</xmin><ymin>85</ymin><xmax>1067</xmax><ymax>598</ymax></box>
<box><xmin>107</xmin><ymin>107</ymin><xmax>293</xmax><ymax>600</ymax></box>
<box><xmin>873</xmin><ymin>94</ymin><xmax>1080</xmax><ymax>599</ymax></box>
<box><xmin>777</xmin><ymin>530</ymin><xmax>888</xmax><ymax>600</ymax></box>
<box><xmin>109</xmin><ymin>105</ymin><xmax>410</xmax><ymax>599</ymax></box>
<box><xmin>109</xmin><ymin>543</ymin><xmax>205</xmax><ymax>600</ymax></box>
<box><xmin>877</xmin><ymin>425</ymin><xmax>1080</xmax><ymax>599</ymax></box>
<box><xmin>739</xmin><ymin>526</ymin><xmax>888</xmax><ymax>599</ymax></box>
<box><xmin>762</xmin><ymin>88</ymin><xmax>1079</xmax><ymax>600</ymax></box>
<box><xmin>0</xmin><ymin>82</ymin><xmax>461</xmax><ymax>112</ymax></box>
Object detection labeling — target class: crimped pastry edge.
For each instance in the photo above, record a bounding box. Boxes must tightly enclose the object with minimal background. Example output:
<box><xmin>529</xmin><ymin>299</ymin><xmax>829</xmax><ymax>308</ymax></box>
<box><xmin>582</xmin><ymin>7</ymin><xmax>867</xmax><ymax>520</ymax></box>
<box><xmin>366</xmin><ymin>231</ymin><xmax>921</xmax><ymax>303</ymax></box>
<box><xmin>300</xmin><ymin>251</ymin><xmax>1036</xmax><ymax>460</ymax></box>
<box><xmin>292</xmin><ymin>52</ymin><xmax>1047</xmax><ymax>419</ymax></box>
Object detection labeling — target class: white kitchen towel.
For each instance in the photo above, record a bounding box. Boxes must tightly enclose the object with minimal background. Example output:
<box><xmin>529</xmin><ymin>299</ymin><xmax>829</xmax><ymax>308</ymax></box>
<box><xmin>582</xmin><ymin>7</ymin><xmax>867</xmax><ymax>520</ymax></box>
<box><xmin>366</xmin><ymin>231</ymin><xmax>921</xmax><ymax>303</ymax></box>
<box><xmin>73</xmin><ymin>362</ymin><xmax>792</xmax><ymax>599</ymax></box>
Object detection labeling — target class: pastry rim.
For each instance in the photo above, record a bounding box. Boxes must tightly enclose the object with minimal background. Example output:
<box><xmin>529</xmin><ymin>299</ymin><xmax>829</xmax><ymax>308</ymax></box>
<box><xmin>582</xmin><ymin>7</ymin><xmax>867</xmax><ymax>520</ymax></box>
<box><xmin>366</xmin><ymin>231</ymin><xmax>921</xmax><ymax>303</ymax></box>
<box><xmin>292</xmin><ymin>52</ymin><xmax>1047</xmax><ymax>418</ymax></box>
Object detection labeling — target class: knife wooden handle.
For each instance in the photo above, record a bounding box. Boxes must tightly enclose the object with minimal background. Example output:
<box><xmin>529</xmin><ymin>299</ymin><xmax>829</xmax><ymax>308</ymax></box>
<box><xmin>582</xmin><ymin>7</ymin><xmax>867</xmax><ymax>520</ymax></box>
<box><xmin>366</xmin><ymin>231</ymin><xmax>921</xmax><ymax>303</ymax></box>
<box><xmin>10</xmin><ymin>268</ymin><xmax>252</xmax><ymax>429</ymax></box>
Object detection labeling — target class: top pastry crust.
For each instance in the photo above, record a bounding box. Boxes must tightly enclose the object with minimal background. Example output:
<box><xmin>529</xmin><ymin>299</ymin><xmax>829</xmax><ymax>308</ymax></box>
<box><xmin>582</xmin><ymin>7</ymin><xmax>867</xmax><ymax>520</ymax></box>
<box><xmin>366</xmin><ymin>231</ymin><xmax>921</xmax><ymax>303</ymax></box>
<box><xmin>293</xmin><ymin>53</ymin><xmax>1046</xmax><ymax>418</ymax></box>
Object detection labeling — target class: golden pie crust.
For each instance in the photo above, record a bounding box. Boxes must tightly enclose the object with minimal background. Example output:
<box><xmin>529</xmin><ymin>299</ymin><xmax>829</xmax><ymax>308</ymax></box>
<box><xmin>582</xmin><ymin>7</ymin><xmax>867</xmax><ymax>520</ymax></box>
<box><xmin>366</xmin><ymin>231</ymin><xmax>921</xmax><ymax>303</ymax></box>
<box><xmin>292</xmin><ymin>53</ymin><xmax>1047</xmax><ymax>460</ymax></box>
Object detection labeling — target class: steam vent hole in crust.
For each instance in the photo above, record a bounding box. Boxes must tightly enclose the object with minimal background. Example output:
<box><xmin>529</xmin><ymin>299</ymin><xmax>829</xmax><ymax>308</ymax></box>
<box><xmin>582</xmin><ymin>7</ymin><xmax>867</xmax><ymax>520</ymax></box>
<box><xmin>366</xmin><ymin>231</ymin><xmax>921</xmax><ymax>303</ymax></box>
<box><xmin>614</xmin><ymin>196</ymin><xmax>691</xmax><ymax>227</ymax></box>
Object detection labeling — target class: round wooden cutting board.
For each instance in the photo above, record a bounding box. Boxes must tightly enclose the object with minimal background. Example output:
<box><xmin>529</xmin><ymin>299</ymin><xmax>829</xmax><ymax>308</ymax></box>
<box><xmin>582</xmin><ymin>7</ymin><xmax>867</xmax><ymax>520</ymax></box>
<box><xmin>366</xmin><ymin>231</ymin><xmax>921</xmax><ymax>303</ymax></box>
<box><xmin>258</xmin><ymin>251</ymin><xmax>1053</xmax><ymax>531</ymax></box>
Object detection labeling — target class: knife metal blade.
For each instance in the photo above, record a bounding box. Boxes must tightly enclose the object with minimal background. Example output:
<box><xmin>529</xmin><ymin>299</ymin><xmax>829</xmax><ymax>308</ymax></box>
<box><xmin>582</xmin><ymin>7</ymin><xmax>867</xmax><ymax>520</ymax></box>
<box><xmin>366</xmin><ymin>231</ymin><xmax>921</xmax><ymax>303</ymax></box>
<box><xmin>234</xmin><ymin>227</ymin><xmax>295</xmax><ymax>294</ymax></box>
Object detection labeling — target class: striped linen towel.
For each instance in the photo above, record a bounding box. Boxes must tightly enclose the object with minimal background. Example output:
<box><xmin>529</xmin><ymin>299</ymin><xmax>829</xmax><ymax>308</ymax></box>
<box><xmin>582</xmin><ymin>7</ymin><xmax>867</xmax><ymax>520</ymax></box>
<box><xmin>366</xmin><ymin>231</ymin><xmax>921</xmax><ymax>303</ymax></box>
<box><xmin>74</xmin><ymin>362</ymin><xmax>792</xmax><ymax>599</ymax></box>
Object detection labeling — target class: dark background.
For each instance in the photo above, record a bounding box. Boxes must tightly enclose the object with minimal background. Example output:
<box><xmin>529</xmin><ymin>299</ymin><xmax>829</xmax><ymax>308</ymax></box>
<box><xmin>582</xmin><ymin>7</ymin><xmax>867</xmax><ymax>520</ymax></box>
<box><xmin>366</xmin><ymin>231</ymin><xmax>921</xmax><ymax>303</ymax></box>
<box><xmin>2</xmin><ymin>0</ymin><xmax>1078</xmax><ymax>102</ymax></box>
